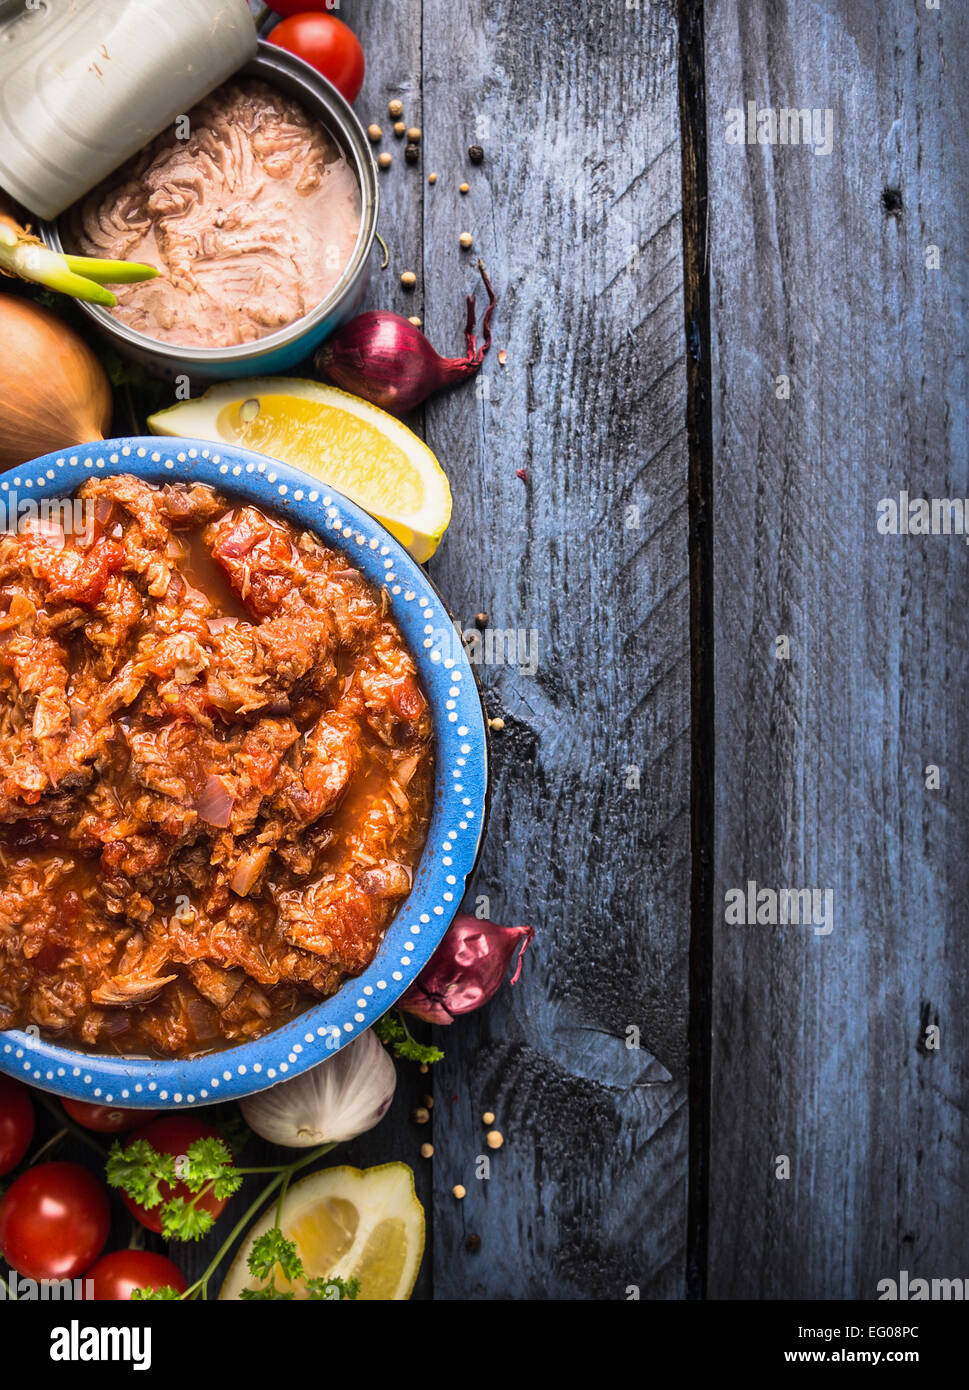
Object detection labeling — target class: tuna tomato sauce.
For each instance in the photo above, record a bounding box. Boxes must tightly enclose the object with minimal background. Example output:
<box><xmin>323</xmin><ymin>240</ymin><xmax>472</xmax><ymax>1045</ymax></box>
<box><xmin>0</xmin><ymin>477</ymin><xmax>433</xmax><ymax>1057</ymax></box>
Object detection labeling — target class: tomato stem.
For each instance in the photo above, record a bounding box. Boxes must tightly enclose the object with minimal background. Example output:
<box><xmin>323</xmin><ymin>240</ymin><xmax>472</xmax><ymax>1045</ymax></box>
<box><xmin>27</xmin><ymin>1126</ymin><xmax>68</xmax><ymax>1166</ymax></box>
<box><xmin>34</xmin><ymin>1093</ymin><xmax>109</xmax><ymax>1160</ymax></box>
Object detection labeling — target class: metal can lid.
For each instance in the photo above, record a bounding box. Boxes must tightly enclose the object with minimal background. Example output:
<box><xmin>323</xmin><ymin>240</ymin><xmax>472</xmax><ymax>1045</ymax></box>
<box><xmin>0</xmin><ymin>0</ymin><xmax>259</xmax><ymax>220</ymax></box>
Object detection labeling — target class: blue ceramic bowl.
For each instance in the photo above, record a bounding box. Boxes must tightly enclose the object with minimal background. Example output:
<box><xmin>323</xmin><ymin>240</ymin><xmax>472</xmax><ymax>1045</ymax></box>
<box><xmin>0</xmin><ymin>438</ymin><xmax>488</xmax><ymax>1106</ymax></box>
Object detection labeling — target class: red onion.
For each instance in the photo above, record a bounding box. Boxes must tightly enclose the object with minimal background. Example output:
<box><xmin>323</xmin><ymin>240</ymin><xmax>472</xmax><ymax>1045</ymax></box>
<box><xmin>315</xmin><ymin>261</ymin><xmax>496</xmax><ymax>417</ymax></box>
<box><xmin>194</xmin><ymin>775</ymin><xmax>235</xmax><ymax>828</ymax></box>
<box><xmin>399</xmin><ymin>914</ymin><xmax>534</xmax><ymax>1025</ymax></box>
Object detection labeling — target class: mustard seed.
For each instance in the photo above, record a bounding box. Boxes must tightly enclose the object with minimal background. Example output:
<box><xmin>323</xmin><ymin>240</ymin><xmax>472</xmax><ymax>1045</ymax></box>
<box><xmin>482</xmin><ymin>1111</ymin><xmax>495</xmax><ymax>1125</ymax></box>
<box><xmin>406</xmin><ymin>127</ymin><xmax>422</xmax><ymax>143</ymax></box>
<box><xmin>459</xmin><ymin>231</ymin><xmax>473</xmax><ymax>249</ymax></box>
<box><xmin>421</xmin><ymin>1143</ymin><xmax>434</xmax><ymax>1159</ymax></box>
<box><xmin>453</xmin><ymin>1184</ymin><xmax>466</xmax><ymax>1200</ymax></box>
<box><xmin>428</xmin><ymin>172</ymin><xmax>438</xmax><ymax>184</ymax></box>
<box><xmin>400</xmin><ymin>270</ymin><xmax>417</xmax><ymax>289</ymax></box>
<box><xmin>412</xmin><ymin>1106</ymin><xmax>430</xmax><ymax>1124</ymax></box>
<box><xmin>488</xmin><ymin>718</ymin><xmax>505</xmax><ymax>731</ymax></box>
<box><xmin>394</xmin><ymin>120</ymin><xmax>406</xmax><ymax>138</ymax></box>
<box><xmin>459</xmin><ymin>181</ymin><xmax>470</xmax><ymax>194</ymax></box>
<box><xmin>408</xmin><ymin>315</ymin><xmax>422</xmax><ymax>327</ymax></box>
<box><xmin>486</xmin><ymin>1130</ymin><xmax>504</xmax><ymax>1149</ymax></box>
<box><xmin>377</xmin><ymin>152</ymin><xmax>392</xmax><ymax>170</ymax></box>
<box><xmin>367</xmin><ymin>123</ymin><xmax>383</xmax><ymax>142</ymax></box>
<box><xmin>388</xmin><ymin>99</ymin><xmax>403</xmax><ymax>118</ymax></box>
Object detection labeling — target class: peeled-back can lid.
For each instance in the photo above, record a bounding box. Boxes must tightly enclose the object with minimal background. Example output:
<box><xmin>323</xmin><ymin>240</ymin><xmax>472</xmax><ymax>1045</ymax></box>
<box><xmin>0</xmin><ymin>0</ymin><xmax>259</xmax><ymax>221</ymax></box>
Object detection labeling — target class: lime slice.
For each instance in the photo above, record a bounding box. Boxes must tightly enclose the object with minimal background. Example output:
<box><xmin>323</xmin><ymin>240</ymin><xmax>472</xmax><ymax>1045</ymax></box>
<box><xmin>219</xmin><ymin>1163</ymin><xmax>425</xmax><ymax>1302</ymax></box>
<box><xmin>148</xmin><ymin>379</ymin><xmax>452</xmax><ymax>562</ymax></box>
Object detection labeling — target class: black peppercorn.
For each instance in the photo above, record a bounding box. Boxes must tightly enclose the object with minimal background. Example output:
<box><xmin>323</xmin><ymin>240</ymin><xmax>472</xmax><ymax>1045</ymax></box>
<box><xmin>405</xmin><ymin>143</ymin><xmax>419</xmax><ymax>164</ymax></box>
<box><xmin>474</xmin><ymin>612</ymin><xmax>488</xmax><ymax>629</ymax></box>
<box><xmin>466</xmin><ymin>1232</ymin><xmax>482</xmax><ymax>1252</ymax></box>
<box><xmin>468</xmin><ymin>144</ymin><xmax>484</xmax><ymax>164</ymax></box>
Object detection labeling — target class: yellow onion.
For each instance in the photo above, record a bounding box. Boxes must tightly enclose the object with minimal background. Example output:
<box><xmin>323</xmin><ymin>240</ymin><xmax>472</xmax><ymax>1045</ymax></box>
<box><xmin>0</xmin><ymin>296</ymin><xmax>112</xmax><ymax>469</ymax></box>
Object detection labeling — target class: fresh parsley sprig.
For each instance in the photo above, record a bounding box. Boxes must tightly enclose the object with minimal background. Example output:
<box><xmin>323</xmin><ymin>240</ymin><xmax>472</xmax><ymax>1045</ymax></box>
<box><xmin>375</xmin><ymin>1010</ymin><xmax>444</xmax><ymax>1066</ymax></box>
<box><xmin>106</xmin><ymin>1135</ymin><xmax>244</xmax><ymax>1242</ymax></box>
<box><xmin>306</xmin><ymin>1275</ymin><xmax>360</xmax><ymax>1301</ymax></box>
<box><xmin>238</xmin><ymin>1228</ymin><xmax>359</xmax><ymax>1300</ymax></box>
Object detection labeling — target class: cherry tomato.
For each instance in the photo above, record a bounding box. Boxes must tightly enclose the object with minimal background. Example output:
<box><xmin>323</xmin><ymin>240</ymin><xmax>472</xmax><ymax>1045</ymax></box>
<box><xmin>268</xmin><ymin>14</ymin><xmax>365</xmax><ymax>103</ymax></box>
<box><xmin>0</xmin><ymin>1075</ymin><xmax>34</xmax><ymax>1176</ymax></box>
<box><xmin>62</xmin><ymin>1099</ymin><xmax>157</xmax><ymax>1133</ymax></box>
<box><xmin>87</xmin><ymin>1249</ymin><xmax>187</xmax><ymax>1301</ymax></box>
<box><xmin>120</xmin><ymin>1116</ymin><xmax>230</xmax><ymax>1234</ymax></box>
<box><xmin>0</xmin><ymin>1161</ymin><xmax>109</xmax><ymax>1279</ymax></box>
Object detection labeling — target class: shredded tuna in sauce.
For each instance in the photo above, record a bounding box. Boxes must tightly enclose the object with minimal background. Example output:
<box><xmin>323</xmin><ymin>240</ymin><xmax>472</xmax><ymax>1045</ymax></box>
<box><xmin>66</xmin><ymin>80</ymin><xmax>362</xmax><ymax>349</ymax></box>
<box><xmin>0</xmin><ymin>477</ymin><xmax>433</xmax><ymax>1057</ymax></box>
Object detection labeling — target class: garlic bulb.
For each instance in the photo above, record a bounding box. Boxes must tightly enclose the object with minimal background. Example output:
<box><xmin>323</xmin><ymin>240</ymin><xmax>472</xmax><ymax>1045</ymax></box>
<box><xmin>240</xmin><ymin>1028</ymin><xmax>397</xmax><ymax>1147</ymax></box>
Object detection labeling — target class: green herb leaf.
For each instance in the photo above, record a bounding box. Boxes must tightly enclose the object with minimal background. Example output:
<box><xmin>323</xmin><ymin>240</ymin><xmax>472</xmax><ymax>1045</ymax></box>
<box><xmin>105</xmin><ymin>1139</ymin><xmax>177</xmax><ymax>1209</ymax></box>
<box><xmin>130</xmin><ymin>1285</ymin><xmax>183</xmax><ymax>1301</ymax></box>
<box><xmin>159</xmin><ymin>1196</ymin><xmax>217</xmax><ymax>1242</ymax></box>
<box><xmin>375</xmin><ymin>1012</ymin><xmax>444</xmax><ymax>1066</ymax></box>
<box><xmin>247</xmin><ymin>1228</ymin><xmax>304</xmax><ymax>1285</ymax></box>
<box><xmin>176</xmin><ymin>1136</ymin><xmax>239</xmax><ymax>1193</ymax></box>
<box><xmin>243</xmin><ymin>1228</ymin><xmax>358</xmax><ymax>1300</ymax></box>
<box><xmin>305</xmin><ymin>1275</ymin><xmax>360</xmax><ymax>1301</ymax></box>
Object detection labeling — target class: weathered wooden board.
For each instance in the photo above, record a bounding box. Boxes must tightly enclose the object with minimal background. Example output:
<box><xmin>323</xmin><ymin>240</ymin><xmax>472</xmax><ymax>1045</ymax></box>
<box><xmin>421</xmin><ymin>0</ymin><xmax>691</xmax><ymax>1299</ymax></box>
<box><xmin>705</xmin><ymin>0</ymin><xmax>969</xmax><ymax>1298</ymax></box>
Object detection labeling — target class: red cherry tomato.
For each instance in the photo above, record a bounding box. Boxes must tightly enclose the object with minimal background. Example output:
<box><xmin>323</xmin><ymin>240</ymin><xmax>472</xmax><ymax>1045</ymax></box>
<box><xmin>87</xmin><ymin>1249</ymin><xmax>187</xmax><ymax>1301</ymax></box>
<box><xmin>62</xmin><ymin>1099</ymin><xmax>157</xmax><ymax>1133</ymax></box>
<box><xmin>268</xmin><ymin>13</ymin><xmax>365</xmax><ymax>103</ymax></box>
<box><xmin>0</xmin><ymin>1075</ymin><xmax>34</xmax><ymax>1176</ymax></box>
<box><xmin>0</xmin><ymin>1161</ymin><xmax>109</xmax><ymax>1279</ymax></box>
<box><xmin>120</xmin><ymin>1116</ymin><xmax>230</xmax><ymax>1234</ymax></box>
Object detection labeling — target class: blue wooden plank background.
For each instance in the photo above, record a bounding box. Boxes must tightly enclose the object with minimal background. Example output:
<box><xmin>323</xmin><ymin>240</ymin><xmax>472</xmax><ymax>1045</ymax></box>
<box><xmin>705</xmin><ymin>0</ymin><xmax>969</xmax><ymax>1298</ymax></box>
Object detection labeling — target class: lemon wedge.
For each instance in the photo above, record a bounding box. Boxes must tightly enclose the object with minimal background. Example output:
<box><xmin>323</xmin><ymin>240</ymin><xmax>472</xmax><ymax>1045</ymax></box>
<box><xmin>148</xmin><ymin>379</ymin><xmax>452</xmax><ymax>562</ymax></box>
<box><xmin>219</xmin><ymin>1163</ymin><xmax>425</xmax><ymax>1301</ymax></box>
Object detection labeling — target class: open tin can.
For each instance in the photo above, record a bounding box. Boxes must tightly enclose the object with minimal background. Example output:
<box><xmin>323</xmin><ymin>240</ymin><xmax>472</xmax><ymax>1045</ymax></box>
<box><xmin>0</xmin><ymin>2</ymin><xmax>378</xmax><ymax>378</ymax></box>
<box><xmin>39</xmin><ymin>43</ymin><xmax>379</xmax><ymax>379</ymax></box>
